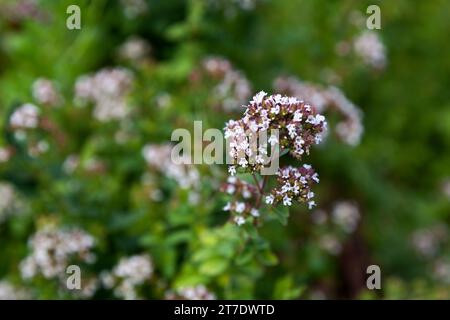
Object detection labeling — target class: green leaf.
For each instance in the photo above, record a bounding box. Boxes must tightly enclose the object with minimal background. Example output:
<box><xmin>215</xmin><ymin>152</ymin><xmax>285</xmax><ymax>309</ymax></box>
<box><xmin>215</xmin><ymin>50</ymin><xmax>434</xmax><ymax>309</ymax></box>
<box><xmin>198</xmin><ymin>257</ymin><xmax>229</xmax><ymax>276</ymax></box>
<box><xmin>258</xmin><ymin>249</ymin><xmax>278</xmax><ymax>266</ymax></box>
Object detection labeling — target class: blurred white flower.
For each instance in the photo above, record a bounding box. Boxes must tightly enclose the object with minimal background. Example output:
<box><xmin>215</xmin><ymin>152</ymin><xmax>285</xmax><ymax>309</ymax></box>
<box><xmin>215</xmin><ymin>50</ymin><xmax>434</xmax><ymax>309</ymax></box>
<box><xmin>0</xmin><ymin>281</ymin><xmax>30</xmax><ymax>300</ymax></box>
<box><xmin>32</xmin><ymin>78</ymin><xmax>61</xmax><ymax>106</ymax></box>
<box><xmin>102</xmin><ymin>254</ymin><xmax>153</xmax><ymax>300</ymax></box>
<box><xmin>353</xmin><ymin>31</ymin><xmax>386</xmax><ymax>70</ymax></box>
<box><xmin>75</xmin><ymin>68</ymin><xmax>133</xmax><ymax>122</ymax></box>
<box><xmin>10</xmin><ymin>103</ymin><xmax>39</xmax><ymax>129</ymax></box>
<box><xmin>118</xmin><ymin>36</ymin><xmax>151</xmax><ymax>62</ymax></box>
<box><xmin>331</xmin><ymin>201</ymin><xmax>360</xmax><ymax>233</ymax></box>
<box><xmin>20</xmin><ymin>227</ymin><xmax>95</xmax><ymax>280</ymax></box>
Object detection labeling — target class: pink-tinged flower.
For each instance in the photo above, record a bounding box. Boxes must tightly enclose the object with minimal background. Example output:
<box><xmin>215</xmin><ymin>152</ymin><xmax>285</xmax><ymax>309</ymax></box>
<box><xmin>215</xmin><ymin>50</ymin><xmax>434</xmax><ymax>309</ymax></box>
<box><xmin>9</xmin><ymin>103</ymin><xmax>39</xmax><ymax>129</ymax></box>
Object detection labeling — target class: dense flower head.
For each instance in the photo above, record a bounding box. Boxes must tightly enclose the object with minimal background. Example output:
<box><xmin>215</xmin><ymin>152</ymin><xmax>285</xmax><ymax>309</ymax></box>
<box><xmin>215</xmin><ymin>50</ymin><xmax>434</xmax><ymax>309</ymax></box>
<box><xmin>9</xmin><ymin>103</ymin><xmax>40</xmax><ymax>129</ymax></box>
<box><xmin>224</xmin><ymin>91</ymin><xmax>327</xmax><ymax>174</ymax></box>
<box><xmin>75</xmin><ymin>68</ymin><xmax>133</xmax><ymax>122</ymax></box>
<box><xmin>266</xmin><ymin>165</ymin><xmax>319</xmax><ymax>209</ymax></box>
<box><xmin>101</xmin><ymin>254</ymin><xmax>153</xmax><ymax>300</ymax></box>
<box><xmin>20</xmin><ymin>227</ymin><xmax>95</xmax><ymax>280</ymax></box>
<box><xmin>353</xmin><ymin>31</ymin><xmax>386</xmax><ymax>70</ymax></box>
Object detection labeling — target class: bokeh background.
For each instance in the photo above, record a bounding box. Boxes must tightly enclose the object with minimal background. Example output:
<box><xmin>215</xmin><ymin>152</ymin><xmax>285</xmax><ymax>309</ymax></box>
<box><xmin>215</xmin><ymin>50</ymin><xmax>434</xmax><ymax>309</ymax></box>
<box><xmin>1</xmin><ymin>0</ymin><xmax>450</xmax><ymax>299</ymax></box>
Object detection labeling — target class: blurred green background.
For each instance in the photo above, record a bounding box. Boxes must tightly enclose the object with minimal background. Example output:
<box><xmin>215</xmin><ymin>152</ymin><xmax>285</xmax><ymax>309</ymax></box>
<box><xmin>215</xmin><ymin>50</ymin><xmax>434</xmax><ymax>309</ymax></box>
<box><xmin>0</xmin><ymin>0</ymin><xmax>450</xmax><ymax>299</ymax></box>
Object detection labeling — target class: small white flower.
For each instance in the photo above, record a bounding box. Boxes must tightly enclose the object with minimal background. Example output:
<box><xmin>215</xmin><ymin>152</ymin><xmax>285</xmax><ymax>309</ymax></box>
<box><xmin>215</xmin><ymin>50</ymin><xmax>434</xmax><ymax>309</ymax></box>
<box><xmin>228</xmin><ymin>166</ymin><xmax>236</xmax><ymax>176</ymax></box>
<box><xmin>223</xmin><ymin>202</ymin><xmax>232</xmax><ymax>211</ymax></box>
<box><xmin>293</xmin><ymin>110</ymin><xmax>303</xmax><ymax>122</ymax></box>
<box><xmin>252</xmin><ymin>91</ymin><xmax>267</xmax><ymax>104</ymax></box>
<box><xmin>281</xmin><ymin>183</ymin><xmax>292</xmax><ymax>193</ymax></box>
<box><xmin>255</xmin><ymin>154</ymin><xmax>265</xmax><ymax>164</ymax></box>
<box><xmin>265</xmin><ymin>195</ymin><xmax>275</xmax><ymax>205</ymax></box>
<box><xmin>227</xmin><ymin>176</ymin><xmax>237</xmax><ymax>184</ymax></box>
<box><xmin>308</xmin><ymin>201</ymin><xmax>316</xmax><ymax>209</ymax></box>
<box><xmin>287</xmin><ymin>123</ymin><xmax>297</xmax><ymax>138</ymax></box>
<box><xmin>226</xmin><ymin>185</ymin><xmax>236</xmax><ymax>194</ymax></box>
<box><xmin>270</xmin><ymin>105</ymin><xmax>280</xmax><ymax>114</ymax></box>
<box><xmin>238</xmin><ymin>158</ymin><xmax>248</xmax><ymax>168</ymax></box>
<box><xmin>283</xmin><ymin>196</ymin><xmax>292</xmax><ymax>206</ymax></box>
<box><xmin>235</xmin><ymin>202</ymin><xmax>246</xmax><ymax>213</ymax></box>
<box><xmin>268</xmin><ymin>134</ymin><xmax>278</xmax><ymax>145</ymax></box>
<box><xmin>312</xmin><ymin>173</ymin><xmax>320</xmax><ymax>183</ymax></box>
<box><xmin>250</xmin><ymin>208</ymin><xmax>260</xmax><ymax>217</ymax></box>
<box><xmin>10</xmin><ymin>103</ymin><xmax>40</xmax><ymax>129</ymax></box>
<box><xmin>234</xmin><ymin>216</ymin><xmax>246</xmax><ymax>226</ymax></box>
<box><xmin>307</xmin><ymin>191</ymin><xmax>315</xmax><ymax>199</ymax></box>
<box><xmin>249</xmin><ymin>121</ymin><xmax>259</xmax><ymax>132</ymax></box>
<box><xmin>315</xmin><ymin>134</ymin><xmax>323</xmax><ymax>144</ymax></box>
<box><xmin>242</xmin><ymin>189</ymin><xmax>252</xmax><ymax>199</ymax></box>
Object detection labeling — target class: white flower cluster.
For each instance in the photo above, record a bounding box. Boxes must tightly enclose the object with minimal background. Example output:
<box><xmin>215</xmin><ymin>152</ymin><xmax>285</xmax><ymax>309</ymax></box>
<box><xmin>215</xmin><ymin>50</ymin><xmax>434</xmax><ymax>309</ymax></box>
<box><xmin>118</xmin><ymin>36</ymin><xmax>151</xmax><ymax>62</ymax></box>
<box><xmin>221</xmin><ymin>176</ymin><xmax>260</xmax><ymax>226</ymax></box>
<box><xmin>20</xmin><ymin>228</ymin><xmax>95</xmax><ymax>280</ymax></box>
<box><xmin>0</xmin><ymin>281</ymin><xmax>30</xmax><ymax>300</ymax></box>
<box><xmin>142</xmin><ymin>144</ymin><xmax>200</xmax><ymax>190</ymax></box>
<box><xmin>274</xmin><ymin>76</ymin><xmax>363</xmax><ymax>146</ymax></box>
<box><xmin>331</xmin><ymin>201</ymin><xmax>360</xmax><ymax>233</ymax></box>
<box><xmin>165</xmin><ymin>285</ymin><xmax>216</xmax><ymax>300</ymax></box>
<box><xmin>267</xmin><ymin>165</ymin><xmax>319</xmax><ymax>210</ymax></box>
<box><xmin>101</xmin><ymin>254</ymin><xmax>153</xmax><ymax>300</ymax></box>
<box><xmin>32</xmin><ymin>78</ymin><xmax>61</xmax><ymax>106</ymax></box>
<box><xmin>200</xmin><ymin>56</ymin><xmax>252</xmax><ymax>112</ymax></box>
<box><xmin>353</xmin><ymin>31</ymin><xmax>386</xmax><ymax>70</ymax></box>
<box><xmin>75</xmin><ymin>68</ymin><xmax>133</xmax><ymax>122</ymax></box>
<box><xmin>9</xmin><ymin>103</ymin><xmax>40</xmax><ymax>129</ymax></box>
<box><xmin>224</xmin><ymin>91</ymin><xmax>327</xmax><ymax>173</ymax></box>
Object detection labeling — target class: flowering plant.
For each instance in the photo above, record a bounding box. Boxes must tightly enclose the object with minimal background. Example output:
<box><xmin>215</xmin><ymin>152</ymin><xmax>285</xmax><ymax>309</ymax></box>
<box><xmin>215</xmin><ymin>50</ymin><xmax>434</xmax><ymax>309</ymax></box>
<box><xmin>222</xmin><ymin>91</ymin><xmax>326</xmax><ymax>228</ymax></box>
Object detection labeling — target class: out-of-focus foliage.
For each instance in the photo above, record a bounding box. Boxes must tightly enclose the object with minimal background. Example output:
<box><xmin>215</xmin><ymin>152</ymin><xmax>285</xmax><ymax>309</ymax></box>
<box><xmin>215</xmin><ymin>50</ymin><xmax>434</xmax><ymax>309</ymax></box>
<box><xmin>0</xmin><ymin>0</ymin><xmax>449</xmax><ymax>299</ymax></box>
